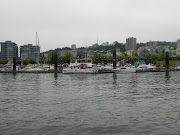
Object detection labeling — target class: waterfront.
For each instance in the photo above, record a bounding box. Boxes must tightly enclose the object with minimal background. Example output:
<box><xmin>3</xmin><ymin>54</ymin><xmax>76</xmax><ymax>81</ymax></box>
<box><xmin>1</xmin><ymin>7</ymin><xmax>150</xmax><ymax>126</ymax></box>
<box><xmin>0</xmin><ymin>72</ymin><xmax>180</xmax><ymax>135</ymax></box>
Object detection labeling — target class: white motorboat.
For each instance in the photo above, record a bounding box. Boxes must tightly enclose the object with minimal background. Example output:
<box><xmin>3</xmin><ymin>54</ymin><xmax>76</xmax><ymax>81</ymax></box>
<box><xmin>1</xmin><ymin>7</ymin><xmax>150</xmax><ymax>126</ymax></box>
<box><xmin>113</xmin><ymin>66</ymin><xmax>136</xmax><ymax>74</ymax></box>
<box><xmin>136</xmin><ymin>63</ymin><xmax>156</xmax><ymax>71</ymax></box>
<box><xmin>147</xmin><ymin>63</ymin><xmax>157</xmax><ymax>70</ymax></box>
<box><xmin>136</xmin><ymin>64</ymin><xmax>148</xmax><ymax>71</ymax></box>
<box><xmin>62</xmin><ymin>66</ymin><xmax>98</xmax><ymax>74</ymax></box>
<box><xmin>42</xmin><ymin>64</ymin><xmax>54</xmax><ymax>71</ymax></box>
<box><xmin>69</xmin><ymin>58</ymin><xmax>93</xmax><ymax>68</ymax></box>
<box><xmin>62</xmin><ymin>58</ymin><xmax>98</xmax><ymax>74</ymax></box>
<box><xmin>174</xmin><ymin>65</ymin><xmax>180</xmax><ymax>69</ymax></box>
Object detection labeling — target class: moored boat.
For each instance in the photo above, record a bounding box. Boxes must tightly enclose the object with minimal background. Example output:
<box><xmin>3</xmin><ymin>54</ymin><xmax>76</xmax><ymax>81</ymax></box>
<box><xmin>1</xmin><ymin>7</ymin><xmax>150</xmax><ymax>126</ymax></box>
<box><xmin>112</xmin><ymin>66</ymin><xmax>136</xmax><ymax>74</ymax></box>
<box><xmin>62</xmin><ymin>58</ymin><xmax>98</xmax><ymax>74</ymax></box>
<box><xmin>136</xmin><ymin>63</ymin><xmax>156</xmax><ymax>71</ymax></box>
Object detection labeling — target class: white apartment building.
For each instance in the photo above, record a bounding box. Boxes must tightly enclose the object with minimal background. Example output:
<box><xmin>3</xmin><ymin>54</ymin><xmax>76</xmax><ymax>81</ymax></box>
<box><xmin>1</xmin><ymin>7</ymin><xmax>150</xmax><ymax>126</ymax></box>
<box><xmin>101</xmin><ymin>42</ymin><xmax>109</xmax><ymax>46</ymax></box>
<box><xmin>20</xmin><ymin>44</ymin><xmax>40</xmax><ymax>63</ymax></box>
<box><xmin>137</xmin><ymin>46</ymin><xmax>165</xmax><ymax>56</ymax></box>
<box><xmin>125</xmin><ymin>37</ymin><xmax>137</xmax><ymax>51</ymax></box>
<box><xmin>146</xmin><ymin>41</ymin><xmax>158</xmax><ymax>48</ymax></box>
<box><xmin>0</xmin><ymin>41</ymin><xmax>18</xmax><ymax>62</ymax></box>
<box><xmin>71</xmin><ymin>44</ymin><xmax>76</xmax><ymax>50</ymax></box>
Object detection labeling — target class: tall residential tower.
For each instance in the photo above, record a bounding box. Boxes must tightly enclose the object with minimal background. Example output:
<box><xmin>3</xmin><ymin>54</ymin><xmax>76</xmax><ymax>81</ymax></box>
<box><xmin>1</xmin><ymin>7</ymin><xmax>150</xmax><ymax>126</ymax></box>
<box><xmin>0</xmin><ymin>41</ymin><xmax>18</xmax><ymax>62</ymax></box>
<box><xmin>20</xmin><ymin>44</ymin><xmax>40</xmax><ymax>63</ymax></box>
<box><xmin>125</xmin><ymin>37</ymin><xmax>137</xmax><ymax>51</ymax></box>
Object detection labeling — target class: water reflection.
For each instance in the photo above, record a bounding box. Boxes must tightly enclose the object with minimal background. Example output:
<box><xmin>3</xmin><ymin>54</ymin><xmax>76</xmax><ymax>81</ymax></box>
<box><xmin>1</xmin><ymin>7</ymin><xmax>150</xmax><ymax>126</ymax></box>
<box><xmin>1</xmin><ymin>72</ymin><xmax>180</xmax><ymax>135</ymax></box>
<box><xmin>70</xmin><ymin>74</ymin><xmax>88</xmax><ymax>81</ymax></box>
<box><xmin>52</xmin><ymin>73</ymin><xmax>59</xmax><ymax>87</ymax></box>
<box><xmin>165</xmin><ymin>71</ymin><xmax>170</xmax><ymax>81</ymax></box>
<box><xmin>129</xmin><ymin>74</ymin><xmax>138</xmax><ymax>88</ymax></box>
<box><xmin>12</xmin><ymin>73</ymin><xmax>17</xmax><ymax>79</ymax></box>
<box><xmin>113</xmin><ymin>73</ymin><xmax>117</xmax><ymax>84</ymax></box>
<box><xmin>54</xmin><ymin>73</ymin><xmax>58</xmax><ymax>80</ymax></box>
<box><xmin>13</xmin><ymin>72</ymin><xmax>16</xmax><ymax>76</ymax></box>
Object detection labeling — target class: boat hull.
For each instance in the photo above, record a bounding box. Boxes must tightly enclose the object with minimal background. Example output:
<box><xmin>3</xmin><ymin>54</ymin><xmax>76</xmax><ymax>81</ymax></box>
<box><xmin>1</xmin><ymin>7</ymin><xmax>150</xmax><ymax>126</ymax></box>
<box><xmin>113</xmin><ymin>67</ymin><xmax>136</xmax><ymax>74</ymax></box>
<box><xmin>62</xmin><ymin>68</ymin><xmax>98</xmax><ymax>74</ymax></box>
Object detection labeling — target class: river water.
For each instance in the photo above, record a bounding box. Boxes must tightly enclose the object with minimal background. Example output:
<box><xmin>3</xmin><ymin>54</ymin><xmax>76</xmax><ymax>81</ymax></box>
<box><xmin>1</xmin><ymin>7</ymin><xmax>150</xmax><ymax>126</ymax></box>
<box><xmin>0</xmin><ymin>72</ymin><xmax>180</xmax><ymax>135</ymax></box>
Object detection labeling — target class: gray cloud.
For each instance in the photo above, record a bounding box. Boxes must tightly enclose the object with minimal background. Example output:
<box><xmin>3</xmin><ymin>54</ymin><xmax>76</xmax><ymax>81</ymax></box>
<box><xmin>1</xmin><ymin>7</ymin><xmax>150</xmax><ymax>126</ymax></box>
<box><xmin>0</xmin><ymin>0</ymin><xmax>180</xmax><ymax>51</ymax></box>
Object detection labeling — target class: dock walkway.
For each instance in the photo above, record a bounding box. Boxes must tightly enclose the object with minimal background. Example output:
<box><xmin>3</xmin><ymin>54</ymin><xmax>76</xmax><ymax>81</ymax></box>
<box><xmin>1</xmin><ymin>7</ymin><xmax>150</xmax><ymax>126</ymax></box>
<box><xmin>0</xmin><ymin>68</ymin><xmax>179</xmax><ymax>74</ymax></box>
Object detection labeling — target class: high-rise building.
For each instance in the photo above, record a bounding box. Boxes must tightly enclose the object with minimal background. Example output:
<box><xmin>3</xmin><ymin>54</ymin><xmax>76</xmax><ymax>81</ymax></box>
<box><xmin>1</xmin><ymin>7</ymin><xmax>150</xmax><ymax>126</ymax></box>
<box><xmin>101</xmin><ymin>42</ymin><xmax>109</xmax><ymax>46</ymax></box>
<box><xmin>20</xmin><ymin>44</ymin><xmax>40</xmax><ymax>63</ymax></box>
<box><xmin>146</xmin><ymin>41</ymin><xmax>158</xmax><ymax>48</ymax></box>
<box><xmin>71</xmin><ymin>44</ymin><xmax>76</xmax><ymax>50</ymax></box>
<box><xmin>0</xmin><ymin>41</ymin><xmax>18</xmax><ymax>62</ymax></box>
<box><xmin>125</xmin><ymin>37</ymin><xmax>137</xmax><ymax>51</ymax></box>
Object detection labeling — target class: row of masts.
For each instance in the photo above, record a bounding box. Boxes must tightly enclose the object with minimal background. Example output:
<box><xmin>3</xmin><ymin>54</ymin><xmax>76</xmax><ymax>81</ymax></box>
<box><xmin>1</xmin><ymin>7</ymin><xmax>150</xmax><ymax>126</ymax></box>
<box><xmin>36</xmin><ymin>32</ymin><xmax>39</xmax><ymax>46</ymax></box>
<box><xmin>36</xmin><ymin>32</ymin><xmax>42</xmax><ymax>53</ymax></box>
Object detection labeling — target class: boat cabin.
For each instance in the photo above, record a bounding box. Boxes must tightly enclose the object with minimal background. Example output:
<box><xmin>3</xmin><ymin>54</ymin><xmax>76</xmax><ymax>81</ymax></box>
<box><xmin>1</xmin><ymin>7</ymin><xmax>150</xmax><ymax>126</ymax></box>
<box><xmin>69</xmin><ymin>58</ymin><xmax>93</xmax><ymax>68</ymax></box>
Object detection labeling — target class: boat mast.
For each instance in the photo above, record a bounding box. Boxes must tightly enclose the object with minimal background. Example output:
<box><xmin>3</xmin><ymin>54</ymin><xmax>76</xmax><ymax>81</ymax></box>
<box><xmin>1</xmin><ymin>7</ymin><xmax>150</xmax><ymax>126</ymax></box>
<box><xmin>85</xmin><ymin>44</ymin><xmax>87</xmax><ymax>62</ymax></box>
<box><xmin>36</xmin><ymin>32</ymin><xmax>41</xmax><ymax>64</ymax></box>
<box><xmin>36</xmin><ymin>32</ymin><xmax>40</xmax><ymax>46</ymax></box>
<box><xmin>36</xmin><ymin>32</ymin><xmax>38</xmax><ymax>46</ymax></box>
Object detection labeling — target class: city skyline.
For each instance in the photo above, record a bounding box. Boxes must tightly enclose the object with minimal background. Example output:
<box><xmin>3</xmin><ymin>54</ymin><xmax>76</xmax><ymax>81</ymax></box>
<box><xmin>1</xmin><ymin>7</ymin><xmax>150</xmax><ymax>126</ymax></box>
<box><xmin>0</xmin><ymin>0</ymin><xmax>180</xmax><ymax>52</ymax></box>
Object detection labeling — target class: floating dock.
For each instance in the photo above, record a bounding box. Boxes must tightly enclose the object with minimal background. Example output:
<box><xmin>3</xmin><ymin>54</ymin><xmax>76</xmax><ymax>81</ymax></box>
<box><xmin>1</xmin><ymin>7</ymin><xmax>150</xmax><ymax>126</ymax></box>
<box><xmin>0</xmin><ymin>70</ymin><xmax>60</xmax><ymax>73</ymax></box>
<box><xmin>98</xmin><ymin>68</ymin><xmax>180</xmax><ymax>73</ymax></box>
<box><xmin>136</xmin><ymin>68</ymin><xmax>180</xmax><ymax>72</ymax></box>
<box><xmin>0</xmin><ymin>68</ymin><xmax>179</xmax><ymax>74</ymax></box>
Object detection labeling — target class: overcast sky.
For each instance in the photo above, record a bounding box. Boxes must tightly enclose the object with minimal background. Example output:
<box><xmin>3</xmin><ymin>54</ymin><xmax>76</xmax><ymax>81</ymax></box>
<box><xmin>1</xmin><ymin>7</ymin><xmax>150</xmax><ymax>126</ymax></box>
<box><xmin>0</xmin><ymin>0</ymin><xmax>180</xmax><ymax>52</ymax></box>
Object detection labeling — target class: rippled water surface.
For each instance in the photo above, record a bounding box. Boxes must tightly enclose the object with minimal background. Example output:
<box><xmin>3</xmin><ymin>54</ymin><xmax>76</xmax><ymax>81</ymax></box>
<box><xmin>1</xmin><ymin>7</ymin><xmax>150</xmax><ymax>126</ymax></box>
<box><xmin>0</xmin><ymin>72</ymin><xmax>180</xmax><ymax>135</ymax></box>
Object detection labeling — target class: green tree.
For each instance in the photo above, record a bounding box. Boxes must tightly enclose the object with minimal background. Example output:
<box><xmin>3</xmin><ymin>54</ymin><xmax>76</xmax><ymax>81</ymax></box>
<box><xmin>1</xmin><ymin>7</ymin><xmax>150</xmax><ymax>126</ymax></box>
<box><xmin>158</xmin><ymin>53</ymin><xmax>165</xmax><ymax>59</ymax></box>
<box><xmin>57</xmin><ymin>56</ymin><xmax>64</xmax><ymax>63</ymax></box>
<box><xmin>139</xmin><ymin>50</ymin><xmax>150</xmax><ymax>59</ymax></box>
<box><xmin>16</xmin><ymin>60</ymin><xmax>21</xmax><ymax>65</ymax></box>
<box><xmin>40</xmin><ymin>53</ymin><xmax>46</xmax><ymax>64</ymax></box>
<box><xmin>64</xmin><ymin>53</ymin><xmax>72</xmax><ymax>64</ymax></box>
<box><xmin>91</xmin><ymin>53</ymin><xmax>101</xmax><ymax>64</ymax></box>
<box><xmin>176</xmin><ymin>54</ymin><xmax>180</xmax><ymax>59</ymax></box>
<box><xmin>0</xmin><ymin>61</ymin><xmax>8</xmax><ymax>64</ymax></box>
<box><xmin>132</xmin><ymin>51</ymin><xmax>138</xmax><ymax>60</ymax></box>
<box><xmin>151</xmin><ymin>54</ymin><xmax>158</xmax><ymax>59</ymax></box>
<box><xmin>107</xmin><ymin>56</ymin><xmax>113</xmax><ymax>62</ymax></box>
<box><xmin>23</xmin><ymin>60</ymin><xmax>30</xmax><ymax>65</ymax></box>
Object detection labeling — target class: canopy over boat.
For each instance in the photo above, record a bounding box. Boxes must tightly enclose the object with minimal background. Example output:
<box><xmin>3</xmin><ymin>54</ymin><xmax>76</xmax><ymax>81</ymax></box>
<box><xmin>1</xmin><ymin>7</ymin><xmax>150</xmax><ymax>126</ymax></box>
<box><xmin>78</xmin><ymin>64</ymin><xmax>87</xmax><ymax>66</ymax></box>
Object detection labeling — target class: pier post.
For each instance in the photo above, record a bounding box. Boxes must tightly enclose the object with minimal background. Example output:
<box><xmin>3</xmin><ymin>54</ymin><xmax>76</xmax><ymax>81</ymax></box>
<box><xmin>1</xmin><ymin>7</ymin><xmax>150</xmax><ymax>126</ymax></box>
<box><xmin>54</xmin><ymin>53</ymin><xmax>58</xmax><ymax>73</ymax></box>
<box><xmin>113</xmin><ymin>49</ymin><xmax>116</xmax><ymax>69</ymax></box>
<box><xmin>120</xmin><ymin>56</ymin><xmax>121</xmax><ymax>66</ymax></box>
<box><xmin>13</xmin><ymin>57</ymin><xmax>16</xmax><ymax>73</ymax></box>
<box><xmin>165</xmin><ymin>52</ymin><xmax>169</xmax><ymax>71</ymax></box>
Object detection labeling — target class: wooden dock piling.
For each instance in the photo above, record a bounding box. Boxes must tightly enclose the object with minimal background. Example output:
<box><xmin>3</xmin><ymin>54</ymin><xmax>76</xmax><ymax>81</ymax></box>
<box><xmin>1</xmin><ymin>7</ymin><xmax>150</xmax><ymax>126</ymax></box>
<box><xmin>54</xmin><ymin>53</ymin><xmax>58</xmax><ymax>73</ymax></box>
<box><xmin>13</xmin><ymin>57</ymin><xmax>16</xmax><ymax>73</ymax></box>
<box><xmin>113</xmin><ymin>49</ymin><xmax>116</xmax><ymax>69</ymax></box>
<box><xmin>165</xmin><ymin>52</ymin><xmax>169</xmax><ymax>71</ymax></box>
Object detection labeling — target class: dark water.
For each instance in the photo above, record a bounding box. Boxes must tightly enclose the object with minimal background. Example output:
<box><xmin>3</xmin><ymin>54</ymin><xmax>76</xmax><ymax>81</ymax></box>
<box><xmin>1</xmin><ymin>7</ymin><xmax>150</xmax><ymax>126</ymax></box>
<box><xmin>0</xmin><ymin>72</ymin><xmax>180</xmax><ymax>135</ymax></box>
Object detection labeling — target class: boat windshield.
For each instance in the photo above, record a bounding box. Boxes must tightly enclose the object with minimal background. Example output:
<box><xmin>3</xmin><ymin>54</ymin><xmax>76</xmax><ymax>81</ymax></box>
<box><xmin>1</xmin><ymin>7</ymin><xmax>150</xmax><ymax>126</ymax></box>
<box><xmin>76</xmin><ymin>59</ymin><xmax>92</xmax><ymax>63</ymax></box>
<box><xmin>77</xmin><ymin>59</ymin><xmax>85</xmax><ymax>63</ymax></box>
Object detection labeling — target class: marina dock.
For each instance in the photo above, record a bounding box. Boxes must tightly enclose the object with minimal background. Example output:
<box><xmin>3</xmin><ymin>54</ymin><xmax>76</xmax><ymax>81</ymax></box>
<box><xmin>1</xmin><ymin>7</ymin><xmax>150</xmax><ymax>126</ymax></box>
<box><xmin>0</xmin><ymin>68</ymin><xmax>179</xmax><ymax>74</ymax></box>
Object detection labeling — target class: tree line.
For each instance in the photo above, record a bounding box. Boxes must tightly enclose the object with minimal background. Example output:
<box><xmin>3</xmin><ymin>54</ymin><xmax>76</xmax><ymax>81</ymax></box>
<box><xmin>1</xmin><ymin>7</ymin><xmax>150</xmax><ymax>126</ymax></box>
<box><xmin>0</xmin><ymin>51</ymin><xmax>179</xmax><ymax>66</ymax></box>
